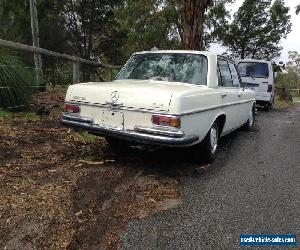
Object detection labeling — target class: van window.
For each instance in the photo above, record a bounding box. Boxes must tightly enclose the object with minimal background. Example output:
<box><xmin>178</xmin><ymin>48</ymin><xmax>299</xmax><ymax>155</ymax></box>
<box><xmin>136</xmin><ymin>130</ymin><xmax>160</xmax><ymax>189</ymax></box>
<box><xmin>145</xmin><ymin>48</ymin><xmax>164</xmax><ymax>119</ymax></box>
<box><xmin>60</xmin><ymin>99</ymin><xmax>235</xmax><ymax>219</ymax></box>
<box><xmin>218</xmin><ymin>59</ymin><xmax>233</xmax><ymax>87</ymax></box>
<box><xmin>238</xmin><ymin>62</ymin><xmax>269</xmax><ymax>78</ymax></box>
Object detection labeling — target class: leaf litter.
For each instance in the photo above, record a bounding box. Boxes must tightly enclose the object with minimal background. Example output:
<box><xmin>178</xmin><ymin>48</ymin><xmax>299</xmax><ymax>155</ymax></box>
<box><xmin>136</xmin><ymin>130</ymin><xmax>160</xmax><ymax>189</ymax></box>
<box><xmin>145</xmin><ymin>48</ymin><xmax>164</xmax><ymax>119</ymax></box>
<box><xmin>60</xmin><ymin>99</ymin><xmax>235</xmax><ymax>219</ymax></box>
<box><xmin>0</xmin><ymin>90</ymin><xmax>190</xmax><ymax>250</ymax></box>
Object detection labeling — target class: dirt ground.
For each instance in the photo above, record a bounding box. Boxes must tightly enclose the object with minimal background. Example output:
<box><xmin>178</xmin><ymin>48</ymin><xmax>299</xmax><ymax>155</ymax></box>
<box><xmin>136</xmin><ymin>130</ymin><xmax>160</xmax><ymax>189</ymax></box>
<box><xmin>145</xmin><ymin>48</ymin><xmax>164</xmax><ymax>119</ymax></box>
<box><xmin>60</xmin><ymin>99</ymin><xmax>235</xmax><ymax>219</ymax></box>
<box><xmin>0</xmin><ymin>90</ymin><xmax>207</xmax><ymax>249</ymax></box>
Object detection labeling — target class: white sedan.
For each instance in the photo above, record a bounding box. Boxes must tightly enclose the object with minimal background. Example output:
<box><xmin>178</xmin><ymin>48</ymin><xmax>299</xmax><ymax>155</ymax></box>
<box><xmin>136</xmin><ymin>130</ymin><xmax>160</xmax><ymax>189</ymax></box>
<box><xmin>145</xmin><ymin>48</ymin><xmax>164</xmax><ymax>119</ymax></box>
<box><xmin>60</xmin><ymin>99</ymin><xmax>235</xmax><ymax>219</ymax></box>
<box><xmin>61</xmin><ymin>51</ymin><xmax>256</xmax><ymax>162</ymax></box>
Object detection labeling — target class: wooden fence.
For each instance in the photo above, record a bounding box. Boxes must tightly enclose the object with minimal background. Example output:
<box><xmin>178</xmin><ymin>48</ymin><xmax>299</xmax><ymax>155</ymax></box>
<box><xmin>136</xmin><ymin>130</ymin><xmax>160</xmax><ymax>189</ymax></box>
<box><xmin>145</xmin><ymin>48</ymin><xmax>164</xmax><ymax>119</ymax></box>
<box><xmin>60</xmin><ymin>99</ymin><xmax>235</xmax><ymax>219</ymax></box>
<box><xmin>0</xmin><ymin>39</ymin><xmax>122</xmax><ymax>85</ymax></box>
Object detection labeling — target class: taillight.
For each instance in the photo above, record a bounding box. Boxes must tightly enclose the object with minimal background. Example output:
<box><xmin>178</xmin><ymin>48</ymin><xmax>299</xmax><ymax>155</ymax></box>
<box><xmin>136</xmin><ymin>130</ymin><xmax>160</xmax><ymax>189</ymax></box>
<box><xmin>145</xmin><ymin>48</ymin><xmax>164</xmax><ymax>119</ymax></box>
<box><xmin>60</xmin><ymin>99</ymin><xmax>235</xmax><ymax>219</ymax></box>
<box><xmin>152</xmin><ymin>115</ymin><xmax>181</xmax><ymax>128</ymax></box>
<box><xmin>64</xmin><ymin>104</ymin><xmax>80</xmax><ymax>113</ymax></box>
<box><xmin>267</xmin><ymin>84</ymin><xmax>273</xmax><ymax>92</ymax></box>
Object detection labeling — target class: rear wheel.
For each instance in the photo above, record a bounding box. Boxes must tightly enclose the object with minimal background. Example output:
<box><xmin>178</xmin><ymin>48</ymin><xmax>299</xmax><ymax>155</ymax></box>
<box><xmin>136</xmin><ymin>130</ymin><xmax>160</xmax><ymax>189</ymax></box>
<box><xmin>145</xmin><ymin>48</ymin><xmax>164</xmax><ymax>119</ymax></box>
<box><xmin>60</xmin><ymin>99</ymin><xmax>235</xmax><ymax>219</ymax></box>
<box><xmin>243</xmin><ymin>105</ymin><xmax>255</xmax><ymax>131</ymax></box>
<box><xmin>193</xmin><ymin>121</ymin><xmax>219</xmax><ymax>164</ymax></box>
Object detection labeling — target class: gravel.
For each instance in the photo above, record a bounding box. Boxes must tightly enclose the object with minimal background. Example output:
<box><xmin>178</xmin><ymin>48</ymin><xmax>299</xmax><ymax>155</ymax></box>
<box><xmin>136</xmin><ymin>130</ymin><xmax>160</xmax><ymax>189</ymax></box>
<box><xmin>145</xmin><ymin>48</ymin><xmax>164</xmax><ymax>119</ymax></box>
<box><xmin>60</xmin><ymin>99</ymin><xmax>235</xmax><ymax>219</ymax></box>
<box><xmin>120</xmin><ymin>105</ymin><xmax>300</xmax><ymax>249</ymax></box>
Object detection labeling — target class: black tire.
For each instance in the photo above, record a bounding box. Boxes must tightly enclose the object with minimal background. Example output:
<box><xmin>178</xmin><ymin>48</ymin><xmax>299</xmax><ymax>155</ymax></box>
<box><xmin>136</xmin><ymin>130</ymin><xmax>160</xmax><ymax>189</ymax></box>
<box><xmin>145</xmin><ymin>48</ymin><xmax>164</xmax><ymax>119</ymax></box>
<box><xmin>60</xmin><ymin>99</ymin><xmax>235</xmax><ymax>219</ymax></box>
<box><xmin>264</xmin><ymin>103</ymin><xmax>271</xmax><ymax>112</ymax></box>
<box><xmin>270</xmin><ymin>97</ymin><xmax>275</xmax><ymax>110</ymax></box>
<box><xmin>105</xmin><ymin>137</ymin><xmax>126</xmax><ymax>152</ymax></box>
<box><xmin>243</xmin><ymin>105</ymin><xmax>255</xmax><ymax>131</ymax></box>
<box><xmin>105</xmin><ymin>137</ymin><xmax>131</xmax><ymax>154</ymax></box>
<box><xmin>193</xmin><ymin>121</ymin><xmax>219</xmax><ymax>164</ymax></box>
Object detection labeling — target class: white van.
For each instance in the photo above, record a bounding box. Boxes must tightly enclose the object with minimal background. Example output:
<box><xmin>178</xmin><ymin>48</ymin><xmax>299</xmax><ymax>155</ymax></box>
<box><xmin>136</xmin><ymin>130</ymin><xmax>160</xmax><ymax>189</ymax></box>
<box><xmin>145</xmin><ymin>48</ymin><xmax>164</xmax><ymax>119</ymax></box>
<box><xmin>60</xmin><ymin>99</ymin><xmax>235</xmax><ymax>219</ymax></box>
<box><xmin>238</xmin><ymin>59</ymin><xmax>275</xmax><ymax>111</ymax></box>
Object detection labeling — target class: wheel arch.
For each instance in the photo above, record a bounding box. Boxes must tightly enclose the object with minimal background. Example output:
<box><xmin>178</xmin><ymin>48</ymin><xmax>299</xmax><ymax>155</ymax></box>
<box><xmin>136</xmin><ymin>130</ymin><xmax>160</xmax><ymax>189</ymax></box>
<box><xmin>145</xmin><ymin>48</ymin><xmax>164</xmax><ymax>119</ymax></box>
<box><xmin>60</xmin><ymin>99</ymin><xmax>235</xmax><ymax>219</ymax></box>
<box><xmin>204</xmin><ymin>112</ymin><xmax>226</xmax><ymax>138</ymax></box>
<box><xmin>214</xmin><ymin>113</ymin><xmax>226</xmax><ymax>136</ymax></box>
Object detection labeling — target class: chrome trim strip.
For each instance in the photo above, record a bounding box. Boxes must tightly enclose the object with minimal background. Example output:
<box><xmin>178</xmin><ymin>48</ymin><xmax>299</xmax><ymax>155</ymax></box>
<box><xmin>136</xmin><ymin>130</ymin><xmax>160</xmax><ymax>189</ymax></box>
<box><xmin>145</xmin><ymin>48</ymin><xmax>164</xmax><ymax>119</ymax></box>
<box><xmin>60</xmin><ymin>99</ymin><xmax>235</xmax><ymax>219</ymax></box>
<box><xmin>180</xmin><ymin>99</ymin><xmax>255</xmax><ymax>116</ymax></box>
<box><xmin>65</xmin><ymin>99</ymin><xmax>255</xmax><ymax>116</ymax></box>
<box><xmin>67</xmin><ymin>100</ymin><xmax>168</xmax><ymax>113</ymax></box>
<box><xmin>60</xmin><ymin>116</ymin><xmax>198</xmax><ymax>146</ymax></box>
<box><xmin>62</xmin><ymin>113</ymin><xmax>93</xmax><ymax>123</ymax></box>
<box><xmin>134</xmin><ymin>126</ymin><xmax>185</xmax><ymax>138</ymax></box>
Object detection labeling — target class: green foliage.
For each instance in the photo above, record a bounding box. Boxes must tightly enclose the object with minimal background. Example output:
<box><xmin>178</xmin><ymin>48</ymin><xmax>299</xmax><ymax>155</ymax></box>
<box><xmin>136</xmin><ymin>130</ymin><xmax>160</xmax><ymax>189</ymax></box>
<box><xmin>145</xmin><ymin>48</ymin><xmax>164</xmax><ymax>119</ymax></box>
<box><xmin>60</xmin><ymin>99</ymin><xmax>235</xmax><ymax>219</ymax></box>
<box><xmin>114</xmin><ymin>0</ymin><xmax>232</xmax><ymax>61</ymax></box>
<box><xmin>0</xmin><ymin>0</ymin><xmax>294</xmax><ymax>88</ymax></box>
<box><xmin>204</xmin><ymin>1</ymin><xmax>231</xmax><ymax>48</ymax></box>
<box><xmin>0</xmin><ymin>0</ymin><xmax>32</xmax><ymax>43</ymax></box>
<box><xmin>0</xmin><ymin>50</ymin><xmax>35</xmax><ymax>109</ymax></box>
<box><xmin>276</xmin><ymin>70</ymin><xmax>298</xmax><ymax>89</ymax></box>
<box><xmin>114</xmin><ymin>0</ymin><xmax>182</xmax><ymax>62</ymax></box>
<box><xmin>0</xmin><ymin>110</ymin><xmax>13</xmax><ymax>118</ymax></box>
<box><xmin>0</xmin><ymin>110</ymin><xmax>40</xmax><ymax>120</ymax></box>
<box><xmin>61</xmin><ymin>0</ymin><xmax>123</xmax><ymax>59</ymax></box>
<box><xmin>220</xmin><ymin>0</ymin><xmax>291</xmax><ymax>60</ymax></box>
<box><xmin>286</xmin><ymin>51</ymin><xmax>300</xmax><ymax>77</ymax></box>
<box><xmin>276</xmin><ymin>51</ymin><xmax>300</xmax><ymax>91</ymax></box>
<box><xmin>78</xmin><ymin>131</ymin><xmax>98</xmax><ymax>142</ymax></box>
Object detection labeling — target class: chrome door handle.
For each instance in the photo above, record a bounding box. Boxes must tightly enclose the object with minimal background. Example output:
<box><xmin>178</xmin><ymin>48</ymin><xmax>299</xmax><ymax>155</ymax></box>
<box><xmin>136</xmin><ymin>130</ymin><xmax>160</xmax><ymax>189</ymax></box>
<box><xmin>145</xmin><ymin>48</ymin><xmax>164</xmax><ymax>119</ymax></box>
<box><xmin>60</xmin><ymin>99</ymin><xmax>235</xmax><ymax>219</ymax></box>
<box><xmin>221</xmin><ymin>94</ymin><xmax>227</xmax><ymax>98</ymax></box>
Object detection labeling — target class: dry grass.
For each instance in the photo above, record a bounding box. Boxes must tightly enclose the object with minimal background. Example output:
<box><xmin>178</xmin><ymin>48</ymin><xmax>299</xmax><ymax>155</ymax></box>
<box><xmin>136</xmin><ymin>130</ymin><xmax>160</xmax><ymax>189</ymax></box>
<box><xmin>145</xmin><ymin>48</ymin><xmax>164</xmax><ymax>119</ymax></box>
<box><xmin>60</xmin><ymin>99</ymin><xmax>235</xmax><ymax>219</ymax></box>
<box><xmin>274</xmin><ymin>96</ymin><xmax>294</xmax><ymax>110</ymax></box>
<box><xmin>0</xmin><ymin>90</ymin><xmax>183</xmax><ymax>249</ymax></box>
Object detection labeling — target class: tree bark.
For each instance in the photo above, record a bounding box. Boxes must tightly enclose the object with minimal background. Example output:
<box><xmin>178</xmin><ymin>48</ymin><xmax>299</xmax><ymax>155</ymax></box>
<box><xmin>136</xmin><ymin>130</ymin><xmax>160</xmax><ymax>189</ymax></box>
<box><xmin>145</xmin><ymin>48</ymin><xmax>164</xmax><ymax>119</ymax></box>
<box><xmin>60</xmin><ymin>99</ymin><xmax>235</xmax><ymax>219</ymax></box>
<box><xmin>182</xmin><ymin>0</ymin><xmax>213</xmax><ymax>50</ymax></box>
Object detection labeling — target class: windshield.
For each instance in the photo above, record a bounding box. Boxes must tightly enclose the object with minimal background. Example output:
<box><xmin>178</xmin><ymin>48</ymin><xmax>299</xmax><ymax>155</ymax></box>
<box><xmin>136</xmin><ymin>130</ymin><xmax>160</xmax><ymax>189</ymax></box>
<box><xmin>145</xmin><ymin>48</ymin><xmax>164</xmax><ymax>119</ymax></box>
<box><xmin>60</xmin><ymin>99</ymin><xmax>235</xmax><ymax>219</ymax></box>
<box><xmin>116</xmin><ymin>53</ymin><xmax>208</xmax><ymax>85</ymax></box>
<box><xmin>238</xmin><ymin>62</ymin><xmax>269</xmax><ymax>78</ymax></box>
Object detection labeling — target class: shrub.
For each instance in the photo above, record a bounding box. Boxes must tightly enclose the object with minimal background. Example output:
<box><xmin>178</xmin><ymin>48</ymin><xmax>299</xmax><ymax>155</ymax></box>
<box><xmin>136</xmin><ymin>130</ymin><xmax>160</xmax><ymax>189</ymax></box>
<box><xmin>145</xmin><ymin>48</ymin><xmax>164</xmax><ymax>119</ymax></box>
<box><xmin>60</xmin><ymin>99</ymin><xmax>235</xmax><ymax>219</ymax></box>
<box><xmin>0</xmin><ymin>49</ymin><xmax>34</xmax><ymax>110</ymax></box>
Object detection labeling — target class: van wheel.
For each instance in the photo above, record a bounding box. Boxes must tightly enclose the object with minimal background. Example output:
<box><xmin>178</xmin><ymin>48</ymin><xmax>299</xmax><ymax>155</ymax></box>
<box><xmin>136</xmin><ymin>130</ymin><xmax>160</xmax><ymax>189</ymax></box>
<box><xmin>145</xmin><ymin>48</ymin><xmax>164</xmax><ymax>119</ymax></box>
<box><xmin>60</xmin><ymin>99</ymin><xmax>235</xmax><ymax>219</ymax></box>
<box><xmin>193</xmin><ymin>121</ymin><xmax>219</xmax><ymax>163</ymax></box>
<box><xmin>264</xmin><ymin>104</ymin><xmax>270</xmax><ymax>112</ymax></box>
<box><xmin>270</xmin><ymin>97</ymin><xmax>275</xmax><ymax>110</ymax></box>
<box><xmin>243</xmin><ymin>106</ymin><xmax>255</xmax><ymax>131</ymax></box>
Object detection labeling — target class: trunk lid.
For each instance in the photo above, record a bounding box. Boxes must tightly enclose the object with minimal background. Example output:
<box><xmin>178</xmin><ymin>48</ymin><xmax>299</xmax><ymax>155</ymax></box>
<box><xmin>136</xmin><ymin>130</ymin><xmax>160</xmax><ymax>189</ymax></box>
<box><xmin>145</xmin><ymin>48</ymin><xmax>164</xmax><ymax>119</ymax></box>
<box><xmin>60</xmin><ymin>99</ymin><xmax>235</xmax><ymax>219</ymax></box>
<box><xmin>66</xmin><ymin>80</ymin><xmax>197</xmax><ymax>112</ymax></box>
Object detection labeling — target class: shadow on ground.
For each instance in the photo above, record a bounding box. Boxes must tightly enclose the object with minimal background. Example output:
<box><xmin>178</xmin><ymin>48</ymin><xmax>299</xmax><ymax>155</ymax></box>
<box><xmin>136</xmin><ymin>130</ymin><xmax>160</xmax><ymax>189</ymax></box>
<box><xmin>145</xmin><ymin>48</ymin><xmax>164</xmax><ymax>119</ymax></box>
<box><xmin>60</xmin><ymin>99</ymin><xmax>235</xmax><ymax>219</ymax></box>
<box><xmin>0</xmin><ymin>90</ymin><xmax>254</xmax><ymax>249</ymax></box>
<box><xmin>67</xmin><ymin>130</ymin><xmax>242</xmax><ymax>249</ymax></box>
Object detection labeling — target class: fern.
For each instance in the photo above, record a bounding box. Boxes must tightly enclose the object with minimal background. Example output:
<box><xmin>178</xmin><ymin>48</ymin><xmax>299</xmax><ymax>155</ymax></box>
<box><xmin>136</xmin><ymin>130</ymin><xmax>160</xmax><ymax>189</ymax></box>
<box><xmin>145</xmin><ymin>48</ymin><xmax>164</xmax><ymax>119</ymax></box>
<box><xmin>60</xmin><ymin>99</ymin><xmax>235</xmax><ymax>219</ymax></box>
<box><xmin>0</xmin><ymin>49</ymin><xmax>34</xmax><ymax>110</ymax></box>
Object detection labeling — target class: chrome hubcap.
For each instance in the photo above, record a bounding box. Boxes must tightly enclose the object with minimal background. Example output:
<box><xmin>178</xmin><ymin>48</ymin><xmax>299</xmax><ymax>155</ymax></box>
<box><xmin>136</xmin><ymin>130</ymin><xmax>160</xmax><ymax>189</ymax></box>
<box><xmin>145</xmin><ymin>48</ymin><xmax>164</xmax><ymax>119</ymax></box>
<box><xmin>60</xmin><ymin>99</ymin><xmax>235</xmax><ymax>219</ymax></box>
<box><xmin>210</xmin><ymin>126</ymin><xmax>218</xmax><ymax>154</ymax></box>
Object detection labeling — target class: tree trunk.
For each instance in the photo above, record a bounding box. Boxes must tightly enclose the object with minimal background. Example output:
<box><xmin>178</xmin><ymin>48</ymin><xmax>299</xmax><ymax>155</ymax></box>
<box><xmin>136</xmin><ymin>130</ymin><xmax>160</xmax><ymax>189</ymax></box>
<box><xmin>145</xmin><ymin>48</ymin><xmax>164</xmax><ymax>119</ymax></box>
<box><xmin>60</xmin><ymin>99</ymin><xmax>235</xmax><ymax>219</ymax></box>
<box><xmin>182</xmin><ymin>0</ymin><xmax>213</xmax><ymax>50</ymax></box>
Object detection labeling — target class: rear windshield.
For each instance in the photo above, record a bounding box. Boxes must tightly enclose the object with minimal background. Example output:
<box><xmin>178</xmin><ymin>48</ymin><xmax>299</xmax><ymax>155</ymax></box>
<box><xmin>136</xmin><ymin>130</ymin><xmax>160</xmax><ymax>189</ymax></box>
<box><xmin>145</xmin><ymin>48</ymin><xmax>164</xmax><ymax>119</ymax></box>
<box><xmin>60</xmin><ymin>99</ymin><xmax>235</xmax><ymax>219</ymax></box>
<box><xmin>238</xmin><ymin>62</ymin><xmax>269</xmax><ymax>78</ymax></box>
<box><xmin>116</xmin><ymin>53</ymin><xmax>208</xmax><ymax>85</ymax></box>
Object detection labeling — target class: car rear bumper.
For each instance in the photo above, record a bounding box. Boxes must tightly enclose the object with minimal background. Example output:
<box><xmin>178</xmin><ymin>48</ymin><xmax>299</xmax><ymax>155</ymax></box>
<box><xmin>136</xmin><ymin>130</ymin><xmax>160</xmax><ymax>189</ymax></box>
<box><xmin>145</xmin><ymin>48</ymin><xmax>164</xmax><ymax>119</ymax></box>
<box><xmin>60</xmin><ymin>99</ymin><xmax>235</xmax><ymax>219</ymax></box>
<box><xmin>60</xmin><ymin>114</ymin><xmax>199</xmax><ymax>147</ymax></box>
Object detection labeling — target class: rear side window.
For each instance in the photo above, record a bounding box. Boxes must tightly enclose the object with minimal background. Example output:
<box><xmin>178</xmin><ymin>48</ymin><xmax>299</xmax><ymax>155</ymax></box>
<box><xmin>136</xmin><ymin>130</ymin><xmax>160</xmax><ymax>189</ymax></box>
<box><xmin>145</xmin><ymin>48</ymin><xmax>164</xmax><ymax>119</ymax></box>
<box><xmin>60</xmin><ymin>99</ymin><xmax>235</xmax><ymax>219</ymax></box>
<box><xmin>218</xmin><ymin>59</ymin><xmax>233</xmax><ymax>87</ymax></box>
<box><xmin>228</xmin><ymin>63</ymin><xmax>240</xmax><ymax>87</ymax></box>
<box><xmin>238</xmin><ymin>62</ymin><xmax>269</xmax><ymax>78</ymax></box>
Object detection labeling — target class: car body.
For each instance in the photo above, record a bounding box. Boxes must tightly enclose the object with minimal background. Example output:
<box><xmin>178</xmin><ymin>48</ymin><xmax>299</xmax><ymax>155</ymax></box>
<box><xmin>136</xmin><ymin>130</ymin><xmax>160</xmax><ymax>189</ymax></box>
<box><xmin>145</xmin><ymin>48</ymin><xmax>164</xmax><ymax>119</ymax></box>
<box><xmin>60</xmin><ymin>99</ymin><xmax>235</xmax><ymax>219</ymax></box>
<box><xmin>61</xmin><ymin>51</ymin><xmax>256</xmax><ymax>162</ymax></box>
<box><xmin>238</xmin><ymin>59</ymin><xmax>275</xmax><ymax>111</ymax></box>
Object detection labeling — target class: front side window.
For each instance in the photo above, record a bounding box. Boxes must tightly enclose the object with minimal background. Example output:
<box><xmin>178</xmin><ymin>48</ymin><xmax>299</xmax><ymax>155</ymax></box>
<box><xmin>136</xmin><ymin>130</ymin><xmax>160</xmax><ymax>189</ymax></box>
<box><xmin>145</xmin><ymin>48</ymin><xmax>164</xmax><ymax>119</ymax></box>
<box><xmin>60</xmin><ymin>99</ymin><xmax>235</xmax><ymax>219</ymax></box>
<box><xmin>238</xmin><ymin>62</ymin><xmax>269</xmax><ymax>78</ymax></box>
<box><xmin>116</xmin><ymin>53</ymin><xmax>208</xmax><ymax>85</ymax></box>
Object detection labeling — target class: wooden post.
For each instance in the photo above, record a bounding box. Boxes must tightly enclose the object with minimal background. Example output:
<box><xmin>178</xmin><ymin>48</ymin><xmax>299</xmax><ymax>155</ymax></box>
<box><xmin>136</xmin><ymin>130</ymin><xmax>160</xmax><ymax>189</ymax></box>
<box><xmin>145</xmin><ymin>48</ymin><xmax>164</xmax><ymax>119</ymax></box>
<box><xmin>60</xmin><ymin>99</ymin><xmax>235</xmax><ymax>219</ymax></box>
<box><xmin>29</xmin><ymin>0</ymin><xmax>44</xmax><ymax>91</ymax></box>
<box><xmin>73</xmin><ymin>61</ymin><xmax>80</xmax><ymax>84</ymax></box>
<box><xmin>108</xmin><ymin>69</ymin><xmax>112</xmax><ymax>81</ymax></box>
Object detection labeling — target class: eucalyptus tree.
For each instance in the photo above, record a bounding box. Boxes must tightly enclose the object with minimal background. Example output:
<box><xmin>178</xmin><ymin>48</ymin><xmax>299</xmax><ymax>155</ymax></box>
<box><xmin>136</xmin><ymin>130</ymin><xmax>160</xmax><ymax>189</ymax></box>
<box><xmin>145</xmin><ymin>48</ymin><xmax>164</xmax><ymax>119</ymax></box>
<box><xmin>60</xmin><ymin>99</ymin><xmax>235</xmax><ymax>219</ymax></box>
<box><xmin>181</xmin><ymin>0</ymin><xmax>213</xmax><ymax>50</ymax></box>
<box><xmin>221</xmin><ymin>0</ymin><xmax>291</xmax><ymax>60</ymax></box>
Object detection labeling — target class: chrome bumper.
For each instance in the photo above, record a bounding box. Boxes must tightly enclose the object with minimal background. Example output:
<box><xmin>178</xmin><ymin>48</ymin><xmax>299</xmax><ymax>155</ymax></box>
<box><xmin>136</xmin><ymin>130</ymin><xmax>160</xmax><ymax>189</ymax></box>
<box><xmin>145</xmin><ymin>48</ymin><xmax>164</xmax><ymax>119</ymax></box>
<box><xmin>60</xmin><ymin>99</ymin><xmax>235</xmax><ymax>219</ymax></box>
<box><xmin>60</xmin><ymin>114</ymin><xmax>199</xmax><ymax>147</ymax></box>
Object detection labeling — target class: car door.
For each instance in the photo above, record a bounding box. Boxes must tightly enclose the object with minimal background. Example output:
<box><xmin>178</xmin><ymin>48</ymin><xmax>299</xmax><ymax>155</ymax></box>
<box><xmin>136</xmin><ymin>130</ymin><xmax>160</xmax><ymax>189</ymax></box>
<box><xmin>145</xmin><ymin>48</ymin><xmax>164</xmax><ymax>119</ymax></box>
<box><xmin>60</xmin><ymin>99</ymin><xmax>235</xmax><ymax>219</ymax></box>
<box><xmin>228</xmin><ymin>62</ymin><xmax>249</xmax><ymax>124</ymax></box>
<box><xmin>218</xmin><ymin>58</ymin><xmax>242</xmax><ymax>132</ymax></box>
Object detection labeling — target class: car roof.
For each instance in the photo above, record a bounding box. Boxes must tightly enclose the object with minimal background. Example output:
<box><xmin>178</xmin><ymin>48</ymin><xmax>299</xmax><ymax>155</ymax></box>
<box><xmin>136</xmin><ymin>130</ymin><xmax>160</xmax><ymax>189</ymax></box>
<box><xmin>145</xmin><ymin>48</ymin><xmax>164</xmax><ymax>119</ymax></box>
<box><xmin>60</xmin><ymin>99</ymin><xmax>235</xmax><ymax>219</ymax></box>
<box><xmin>134</xmin><ymin>50</ymin><xmax>216</xmax><ymax>56</ymax></box>
<box><xmin>133</xmin><ymin>50</ymin><xmax>234</xmax><ymax>63</ymax></box>
<box><xmin>238</xmin><ymin>58</ymin><xmax>271</xmax><ymax>64</ymax></box>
